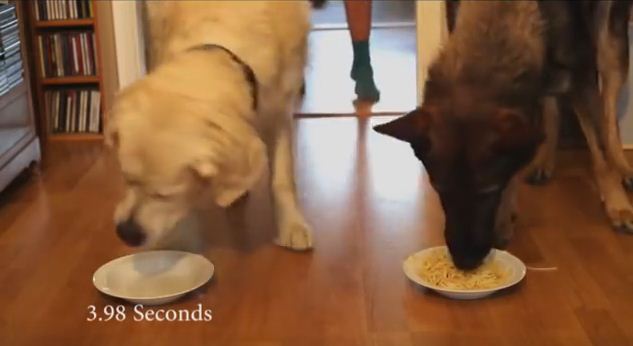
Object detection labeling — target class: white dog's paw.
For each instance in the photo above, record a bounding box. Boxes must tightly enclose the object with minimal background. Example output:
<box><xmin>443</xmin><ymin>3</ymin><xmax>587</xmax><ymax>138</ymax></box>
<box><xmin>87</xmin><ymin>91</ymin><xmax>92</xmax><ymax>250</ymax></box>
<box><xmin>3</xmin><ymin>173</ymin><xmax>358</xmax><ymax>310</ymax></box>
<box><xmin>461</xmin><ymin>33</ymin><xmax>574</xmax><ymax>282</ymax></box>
<box><xmin>599</xmin><ymin>175</ymin><xmax>633</xmax><ymax>234</ymax></box>
<box><xmin>525</xmin><ymin>151</ymin><xmax>556</xmax><ymax>185</ymax></box>
<box><xmin>275</xmin><ymin>216</ymin><xmax>313</xmax><ymax>251</ymax></box>
<box><xmin>605</xmin><ymin>202</ymin><xmax>633</xmax><ymax>234</ymax></box>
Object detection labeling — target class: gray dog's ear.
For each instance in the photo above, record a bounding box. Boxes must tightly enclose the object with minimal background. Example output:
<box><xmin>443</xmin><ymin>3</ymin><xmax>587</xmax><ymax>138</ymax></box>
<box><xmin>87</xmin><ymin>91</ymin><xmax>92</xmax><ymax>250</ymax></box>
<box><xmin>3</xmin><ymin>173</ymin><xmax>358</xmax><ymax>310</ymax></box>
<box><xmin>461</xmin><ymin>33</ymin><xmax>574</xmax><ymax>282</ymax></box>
<box><xmin>373</xmin><ymin>106</ymin><xmax>432</xmax><ymax>143</ymax></box>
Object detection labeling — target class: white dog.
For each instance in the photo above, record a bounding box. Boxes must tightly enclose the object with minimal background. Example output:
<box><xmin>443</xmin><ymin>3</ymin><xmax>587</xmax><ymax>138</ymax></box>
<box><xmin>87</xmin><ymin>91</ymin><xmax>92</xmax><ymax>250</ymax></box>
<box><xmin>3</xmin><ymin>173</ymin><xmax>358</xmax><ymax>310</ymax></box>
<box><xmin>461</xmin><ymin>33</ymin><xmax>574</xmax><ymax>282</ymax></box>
<box><xmin>106</xmin><ymin>1</ymin><xmax>319</xmax><ymax>250</ymax></box>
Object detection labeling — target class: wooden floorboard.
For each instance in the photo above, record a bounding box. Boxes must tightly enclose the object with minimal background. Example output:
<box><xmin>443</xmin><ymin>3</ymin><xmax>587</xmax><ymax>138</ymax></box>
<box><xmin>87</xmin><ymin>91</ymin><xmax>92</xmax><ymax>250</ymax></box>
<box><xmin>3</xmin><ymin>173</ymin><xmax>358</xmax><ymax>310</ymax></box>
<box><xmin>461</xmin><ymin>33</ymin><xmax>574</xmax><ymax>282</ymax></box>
<box><xmin>1</xmin><ymin>117</ymin><xmax>633</xmax><ymax>345</ymax></box>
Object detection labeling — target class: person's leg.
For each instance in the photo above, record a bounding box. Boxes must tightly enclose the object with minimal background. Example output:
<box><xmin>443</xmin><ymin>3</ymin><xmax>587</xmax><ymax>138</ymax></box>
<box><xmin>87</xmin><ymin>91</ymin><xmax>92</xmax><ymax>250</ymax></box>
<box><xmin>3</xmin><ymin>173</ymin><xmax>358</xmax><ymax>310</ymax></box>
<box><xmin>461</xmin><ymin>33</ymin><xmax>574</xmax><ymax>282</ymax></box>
<box><xmin>344</xmin><ymin>0</ymin><xmax>380</xmax><ymax>102</ymax></box>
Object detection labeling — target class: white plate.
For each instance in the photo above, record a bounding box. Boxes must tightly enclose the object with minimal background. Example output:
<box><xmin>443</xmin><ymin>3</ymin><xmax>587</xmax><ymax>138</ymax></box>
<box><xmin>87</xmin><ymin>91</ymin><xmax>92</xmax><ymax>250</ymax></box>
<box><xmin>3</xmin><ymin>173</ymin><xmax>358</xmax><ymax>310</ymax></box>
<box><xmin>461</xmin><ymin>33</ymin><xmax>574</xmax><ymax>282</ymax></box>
<box><xmin>403</xmin><ymin>246</ymin><xmax>526</xmax><ymax>300</ymax></box>
<box><xmin>93</xmin><ymin>250</ymin><xmax>214</xmax><ymax>305</ymax></box>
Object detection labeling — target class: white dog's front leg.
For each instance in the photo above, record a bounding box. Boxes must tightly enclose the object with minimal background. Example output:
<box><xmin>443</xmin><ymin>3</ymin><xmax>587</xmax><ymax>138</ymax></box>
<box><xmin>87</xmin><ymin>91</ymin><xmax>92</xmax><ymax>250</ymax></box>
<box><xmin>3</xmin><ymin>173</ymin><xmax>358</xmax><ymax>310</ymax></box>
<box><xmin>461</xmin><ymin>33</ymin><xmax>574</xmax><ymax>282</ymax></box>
<box><xmin>269</xmin><ymin>119</ymin><xmax>313</xmax><ymax>250</ymax></box>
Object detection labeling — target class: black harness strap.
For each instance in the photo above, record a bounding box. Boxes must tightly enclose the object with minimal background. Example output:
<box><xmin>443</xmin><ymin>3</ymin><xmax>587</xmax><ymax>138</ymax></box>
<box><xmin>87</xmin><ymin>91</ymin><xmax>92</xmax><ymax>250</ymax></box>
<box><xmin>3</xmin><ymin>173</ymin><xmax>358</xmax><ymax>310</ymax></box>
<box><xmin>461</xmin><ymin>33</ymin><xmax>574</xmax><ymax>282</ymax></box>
<box><xmin>188</xmin><ymin>44</ymin><xmax>258</xmax><ymax>110</ymax></box>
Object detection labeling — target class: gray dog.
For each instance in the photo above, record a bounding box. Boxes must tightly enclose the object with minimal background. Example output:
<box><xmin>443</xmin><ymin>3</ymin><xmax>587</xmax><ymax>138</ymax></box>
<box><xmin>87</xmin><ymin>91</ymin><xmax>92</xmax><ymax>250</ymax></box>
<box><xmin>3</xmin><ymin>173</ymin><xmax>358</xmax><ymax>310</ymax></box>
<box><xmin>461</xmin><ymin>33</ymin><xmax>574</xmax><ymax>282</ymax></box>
<box><xmin>375</xmin><ymin>1</ymin><xmax>633</xmax><ymax>269</ymax></box>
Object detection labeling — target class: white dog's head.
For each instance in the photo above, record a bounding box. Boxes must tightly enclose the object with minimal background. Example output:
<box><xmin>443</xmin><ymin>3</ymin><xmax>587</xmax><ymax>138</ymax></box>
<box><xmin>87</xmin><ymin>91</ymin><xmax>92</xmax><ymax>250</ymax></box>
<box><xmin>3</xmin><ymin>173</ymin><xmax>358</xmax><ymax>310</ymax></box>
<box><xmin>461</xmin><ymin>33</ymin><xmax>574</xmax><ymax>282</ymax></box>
<box><xmin>107</xmin><ymin>67</ymin><xmax>266</xmax><ymax>248</ymax></box>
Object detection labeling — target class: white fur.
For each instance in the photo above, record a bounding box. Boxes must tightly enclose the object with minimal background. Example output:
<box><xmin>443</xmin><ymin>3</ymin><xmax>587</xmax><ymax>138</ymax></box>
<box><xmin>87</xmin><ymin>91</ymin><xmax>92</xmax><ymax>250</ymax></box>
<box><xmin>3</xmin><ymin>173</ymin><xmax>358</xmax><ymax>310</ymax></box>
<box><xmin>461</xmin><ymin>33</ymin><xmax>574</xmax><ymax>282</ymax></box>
<box><xmin>108</xmin><ymin>1</ymin><xmax>313</xmax><ymax>250</ymax></box>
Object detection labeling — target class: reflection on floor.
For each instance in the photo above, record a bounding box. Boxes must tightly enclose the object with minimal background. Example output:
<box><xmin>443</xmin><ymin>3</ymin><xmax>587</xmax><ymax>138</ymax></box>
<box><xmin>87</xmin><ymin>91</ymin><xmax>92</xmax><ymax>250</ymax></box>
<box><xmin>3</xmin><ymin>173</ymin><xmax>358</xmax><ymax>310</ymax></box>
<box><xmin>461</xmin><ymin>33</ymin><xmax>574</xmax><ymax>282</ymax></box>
<box><xmin>300</xmin><ymin>27</ymin><xmax>417</xmax><ymax>115</ymax></box>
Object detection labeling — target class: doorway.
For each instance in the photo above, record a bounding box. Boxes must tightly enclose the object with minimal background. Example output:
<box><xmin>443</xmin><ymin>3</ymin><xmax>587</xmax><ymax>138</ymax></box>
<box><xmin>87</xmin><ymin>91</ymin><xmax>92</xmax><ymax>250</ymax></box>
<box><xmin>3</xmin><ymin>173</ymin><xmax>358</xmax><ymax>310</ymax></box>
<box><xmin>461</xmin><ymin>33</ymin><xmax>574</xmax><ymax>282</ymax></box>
<box><xmin>300</xmin><ymin>1</ymin><xmax>418</xmax><ymax>115</ymax></box>
<box><xmin>111</xmin><ymin>1</ymin><xmax>450</xmax><ymax>116</ymax></box>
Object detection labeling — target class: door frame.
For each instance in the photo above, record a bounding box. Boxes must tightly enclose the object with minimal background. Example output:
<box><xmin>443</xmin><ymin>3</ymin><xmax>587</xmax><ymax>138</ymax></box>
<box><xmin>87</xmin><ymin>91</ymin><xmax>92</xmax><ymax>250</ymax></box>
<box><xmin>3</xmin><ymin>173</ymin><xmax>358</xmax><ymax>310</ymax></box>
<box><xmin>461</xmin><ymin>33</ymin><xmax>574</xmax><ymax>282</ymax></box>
<box><xmin>111</xmin><ymin>1</ymin><xmax>146</xmax><ymax>89</ymax></box>
<box><xmin>415</xmin><ymin>0</ymin><xmax>448</xmax><ymax>105</ymax></box>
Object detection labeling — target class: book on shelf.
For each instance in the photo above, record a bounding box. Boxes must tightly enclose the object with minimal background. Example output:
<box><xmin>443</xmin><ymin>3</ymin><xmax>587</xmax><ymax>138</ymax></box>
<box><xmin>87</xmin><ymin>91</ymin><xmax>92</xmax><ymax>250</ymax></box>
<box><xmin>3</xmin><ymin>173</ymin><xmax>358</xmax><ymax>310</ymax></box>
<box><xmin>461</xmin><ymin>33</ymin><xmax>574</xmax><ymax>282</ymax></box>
<box><xmin>37</xmin><ymin>31</ymin><xmax>96</xmax><ymax>78</ymax></box>
<box><xmin>0</xmin><ymin>3</ymin><xmax>15</xmax><ymax>23</ymax></box>
<box><xmin>0</xmin><ymin>3</ymin><xmax>21</xmax><ymax>97</ymax></box>
<box><xmin>46</xmin><ymin>88</ymin><xmax>101</xmax><ymax>134</ymax></box>
<box><xmin>0</xmin><ymin>9</ymin><xmax>17</xmax><ymax>48</ymax></box>
<box><xmin>34</xmin><ymin>0</ymin><xmax>93</xmax><ymax>21</ymax></box>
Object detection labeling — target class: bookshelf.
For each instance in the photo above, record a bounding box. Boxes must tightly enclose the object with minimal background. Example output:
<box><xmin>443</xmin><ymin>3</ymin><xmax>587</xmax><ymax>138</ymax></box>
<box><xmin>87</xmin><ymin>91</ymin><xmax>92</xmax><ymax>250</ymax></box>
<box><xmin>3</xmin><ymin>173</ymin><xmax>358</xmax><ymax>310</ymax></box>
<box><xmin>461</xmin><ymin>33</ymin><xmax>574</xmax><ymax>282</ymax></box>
<box><xmin>24</xmin><ymin>0</ymin><xmax>106</xmax><ymax>142</ymax></box>
<box><xmin>35</xmin><ymin>18</ymin><xmax>94</xmax><ymax>28</ymax></box>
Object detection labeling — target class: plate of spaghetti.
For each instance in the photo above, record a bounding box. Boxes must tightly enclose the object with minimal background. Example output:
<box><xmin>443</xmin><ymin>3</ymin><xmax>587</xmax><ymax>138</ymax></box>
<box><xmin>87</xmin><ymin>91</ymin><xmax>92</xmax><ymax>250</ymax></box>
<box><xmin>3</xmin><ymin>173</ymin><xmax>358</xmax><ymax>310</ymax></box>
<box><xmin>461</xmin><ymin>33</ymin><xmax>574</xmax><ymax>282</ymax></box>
<box><xmin>403</xmin><ymin>246</ymin><xmax>526</xmax><ymax>299</ymax></box>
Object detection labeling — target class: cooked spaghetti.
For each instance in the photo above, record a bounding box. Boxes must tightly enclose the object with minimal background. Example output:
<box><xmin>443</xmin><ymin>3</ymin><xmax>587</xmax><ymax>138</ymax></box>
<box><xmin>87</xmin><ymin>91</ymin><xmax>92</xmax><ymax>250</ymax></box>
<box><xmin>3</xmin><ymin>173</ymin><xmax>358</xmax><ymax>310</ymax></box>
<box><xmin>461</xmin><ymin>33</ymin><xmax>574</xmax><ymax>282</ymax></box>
<box><xmin>418</xmin><ymin>250</ymin><xmax>508</xmax><ymax>290</ymax></box>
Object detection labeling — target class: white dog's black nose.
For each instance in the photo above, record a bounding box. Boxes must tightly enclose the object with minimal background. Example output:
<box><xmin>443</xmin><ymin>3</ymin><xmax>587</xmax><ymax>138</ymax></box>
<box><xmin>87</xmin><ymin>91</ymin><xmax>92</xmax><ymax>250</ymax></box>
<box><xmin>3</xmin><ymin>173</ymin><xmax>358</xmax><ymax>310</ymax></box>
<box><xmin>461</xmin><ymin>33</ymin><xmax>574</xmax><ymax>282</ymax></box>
<box><xmin>116</xmin><ymin>219</ymin><xmax>145</xmax><ymax>247</ymax></box>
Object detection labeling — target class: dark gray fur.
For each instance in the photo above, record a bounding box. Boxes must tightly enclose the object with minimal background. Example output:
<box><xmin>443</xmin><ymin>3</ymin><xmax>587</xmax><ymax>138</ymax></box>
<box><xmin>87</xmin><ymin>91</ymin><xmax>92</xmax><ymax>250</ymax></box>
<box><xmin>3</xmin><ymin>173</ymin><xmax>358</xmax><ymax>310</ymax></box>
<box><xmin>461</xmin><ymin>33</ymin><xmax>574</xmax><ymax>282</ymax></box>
<box><xmin>375</xmin><ymin>1</ymin><xmax>633</xmax><ymax>269</ymax></box>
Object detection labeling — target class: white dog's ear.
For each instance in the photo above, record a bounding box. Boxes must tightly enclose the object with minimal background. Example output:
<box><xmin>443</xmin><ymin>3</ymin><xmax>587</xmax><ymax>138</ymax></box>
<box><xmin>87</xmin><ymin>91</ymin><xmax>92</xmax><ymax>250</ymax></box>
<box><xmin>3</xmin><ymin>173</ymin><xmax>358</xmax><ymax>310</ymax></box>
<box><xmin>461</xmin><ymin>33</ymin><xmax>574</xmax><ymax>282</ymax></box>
<box><xmin>212</xmin><ymin>136</ymin><xmax>267</xmax><ymax>208</ymax></box>
<box><xmin>190</xmin><ymin>158</ymin><xmax>218</xmax><ymax>180</ymax></box>
<box><xmin>104</xmin><ymin>109</ymin><xmax>119</xmax><ymax>148</ymax></box>
<box><xmin>105</xmin><ymin>124</ymin><xmax>118</xmax><ymax>148</ymax></box>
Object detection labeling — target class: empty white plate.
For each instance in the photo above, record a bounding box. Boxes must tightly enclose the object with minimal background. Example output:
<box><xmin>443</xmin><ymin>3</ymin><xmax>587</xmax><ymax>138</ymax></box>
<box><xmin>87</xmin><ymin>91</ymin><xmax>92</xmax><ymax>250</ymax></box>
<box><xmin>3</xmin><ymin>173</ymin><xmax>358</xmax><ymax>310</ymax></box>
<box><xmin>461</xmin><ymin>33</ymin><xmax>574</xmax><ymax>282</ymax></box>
<box><xmin>403</xmin><ymin>246</ymin><xmax>526</xmax><ymax>300</ymax></box>
<box><xmin>93</xmin><ymin>250</ymin><xmax>214</xmax><ymax>305</ymax></box>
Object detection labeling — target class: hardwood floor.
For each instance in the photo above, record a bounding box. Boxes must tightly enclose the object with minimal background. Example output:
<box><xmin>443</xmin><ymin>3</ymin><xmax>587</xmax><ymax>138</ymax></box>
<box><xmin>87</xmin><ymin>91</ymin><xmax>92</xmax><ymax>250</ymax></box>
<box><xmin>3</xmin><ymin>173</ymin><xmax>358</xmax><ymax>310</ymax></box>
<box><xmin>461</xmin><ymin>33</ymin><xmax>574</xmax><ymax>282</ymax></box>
<box><xmin>1</xmin><ymin>117</ymin><xmax>633</xmax><ymax>345</ymax></box>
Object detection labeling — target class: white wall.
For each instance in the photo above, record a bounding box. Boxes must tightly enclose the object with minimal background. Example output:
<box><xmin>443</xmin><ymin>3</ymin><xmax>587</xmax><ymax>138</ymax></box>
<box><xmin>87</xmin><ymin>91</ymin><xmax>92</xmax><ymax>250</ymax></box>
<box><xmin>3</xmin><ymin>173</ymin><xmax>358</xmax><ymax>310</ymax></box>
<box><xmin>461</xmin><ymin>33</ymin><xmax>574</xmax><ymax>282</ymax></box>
<box><xmin>111</xmin><ymin>1</ymin><xmax>146</xmax><ymax>89</ymax></box>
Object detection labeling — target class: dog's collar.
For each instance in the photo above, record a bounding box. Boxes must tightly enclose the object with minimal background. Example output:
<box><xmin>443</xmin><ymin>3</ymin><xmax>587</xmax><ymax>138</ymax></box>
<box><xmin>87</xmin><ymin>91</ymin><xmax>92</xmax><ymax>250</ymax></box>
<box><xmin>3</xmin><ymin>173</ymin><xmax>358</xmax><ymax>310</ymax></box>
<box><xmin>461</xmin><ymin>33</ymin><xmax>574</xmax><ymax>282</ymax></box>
<box><xmin>187</xmin><ymin>44</ymin><xmax>258</xmax><ymax>110</ymax></box>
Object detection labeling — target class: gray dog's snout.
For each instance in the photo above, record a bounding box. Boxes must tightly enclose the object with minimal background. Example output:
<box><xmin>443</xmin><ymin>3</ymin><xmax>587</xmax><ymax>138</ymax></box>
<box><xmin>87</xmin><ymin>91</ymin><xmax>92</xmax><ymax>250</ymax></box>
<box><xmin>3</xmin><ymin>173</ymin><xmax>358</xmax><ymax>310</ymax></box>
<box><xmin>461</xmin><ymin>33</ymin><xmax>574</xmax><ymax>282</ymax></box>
<box><xmin>116</xmin><ymin>219</ymin><xmax>146</xmax><ymax>247</ymax></box>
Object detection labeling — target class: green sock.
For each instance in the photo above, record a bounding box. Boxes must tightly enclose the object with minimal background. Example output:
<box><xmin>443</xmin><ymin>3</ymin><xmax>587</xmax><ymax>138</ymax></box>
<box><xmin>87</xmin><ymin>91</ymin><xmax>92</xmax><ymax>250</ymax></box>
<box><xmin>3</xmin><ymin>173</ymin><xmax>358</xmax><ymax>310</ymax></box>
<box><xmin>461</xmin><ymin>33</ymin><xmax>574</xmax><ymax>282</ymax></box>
<box><xmin>351</xmin><ymin>40</ymin><xmax>371</xmax><ymax>79</ymax></box>
<box><xmin>351</xmin><ymin>40</ymin><xmax>380</xmax><ymax>102</ymax></box>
